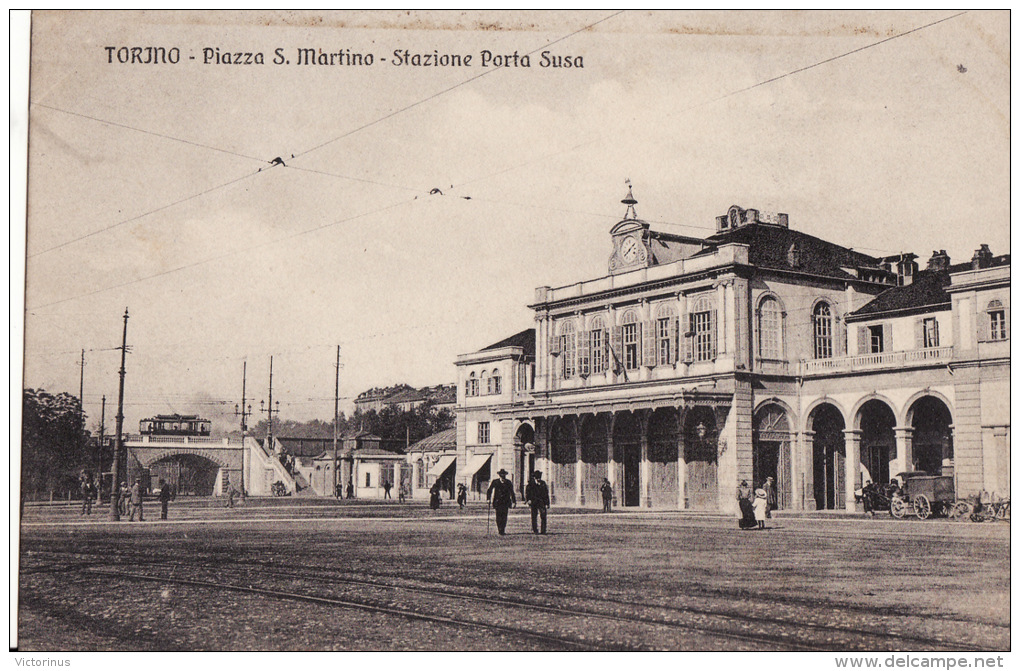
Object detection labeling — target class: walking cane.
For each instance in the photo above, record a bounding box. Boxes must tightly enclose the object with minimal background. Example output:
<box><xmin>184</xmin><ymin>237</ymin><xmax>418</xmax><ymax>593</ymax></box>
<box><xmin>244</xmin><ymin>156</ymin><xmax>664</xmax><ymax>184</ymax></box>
<box><xmin>486</xmin><ymin>500</ymin><xmax>491</xmax><ymax>536</ymax></box>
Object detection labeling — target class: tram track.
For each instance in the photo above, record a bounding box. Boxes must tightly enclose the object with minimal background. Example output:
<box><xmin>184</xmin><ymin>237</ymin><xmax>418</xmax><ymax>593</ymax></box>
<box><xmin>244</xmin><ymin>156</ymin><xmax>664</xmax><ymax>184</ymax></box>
<box><xmin>21</xmin><ymin>549</ymin><xmax>1006</xmax><ymax>652</ymax></box>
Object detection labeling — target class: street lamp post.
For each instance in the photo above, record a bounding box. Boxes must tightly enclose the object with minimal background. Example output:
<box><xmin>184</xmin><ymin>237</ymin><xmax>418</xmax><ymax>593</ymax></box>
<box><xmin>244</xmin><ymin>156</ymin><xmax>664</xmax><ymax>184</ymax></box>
<box><xmin>234</xmin><ymin>361</ymin><xmax>252</xmax><ymax>501</ymax></box>
<box><xmin>108</xmin><ymin>308</ymin><xmax>129</xmax><ymax>522</ymax></box>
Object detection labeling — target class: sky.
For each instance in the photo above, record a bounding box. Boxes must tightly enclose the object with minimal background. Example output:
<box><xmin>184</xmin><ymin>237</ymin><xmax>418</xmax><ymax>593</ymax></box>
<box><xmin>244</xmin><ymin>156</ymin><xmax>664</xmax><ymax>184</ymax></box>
<box><xmin>16</xmin><ymin>10</ymin><xmax>1010</xmax><ymax>434</ymax></box>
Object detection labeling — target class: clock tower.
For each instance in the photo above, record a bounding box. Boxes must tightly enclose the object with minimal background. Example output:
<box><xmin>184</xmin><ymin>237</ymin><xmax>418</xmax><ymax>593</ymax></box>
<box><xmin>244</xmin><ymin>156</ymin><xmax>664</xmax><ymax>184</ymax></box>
<box><xmin>609</xmin><ymin>184</ymin><xmax>651</xmax><ymax>275</ymax></box>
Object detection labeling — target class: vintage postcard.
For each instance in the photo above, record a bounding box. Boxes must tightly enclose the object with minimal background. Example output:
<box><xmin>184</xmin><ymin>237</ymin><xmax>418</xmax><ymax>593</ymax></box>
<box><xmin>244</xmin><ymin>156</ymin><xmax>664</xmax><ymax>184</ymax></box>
<box><xmin>14</xmin><ymin>10</ymin><xmax>1010</xmax><ymax>661</ymax></box>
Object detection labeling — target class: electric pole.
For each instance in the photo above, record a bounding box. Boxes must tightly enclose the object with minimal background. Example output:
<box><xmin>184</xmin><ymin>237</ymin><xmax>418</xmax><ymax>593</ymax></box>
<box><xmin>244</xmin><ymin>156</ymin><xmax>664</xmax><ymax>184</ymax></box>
<box><xmin>260</xmin><ymin>355</ymin><xmax>280</xmax><ymax>454</ymax></box>
<box><xmin>333</xmin><ymin>345</ymin><xmax>340</xmax><ymax>498</ymax></box>
<box><xmin>235</xmin><ymin>362</ymin><xmax>251</xmax><ymax>500</ymax></box>
<box><xmin>109</xmin><ymin>308</ymin><xmax>129</xmax><ymax>521</ymax></box>
<box><xmin>78</xmin><ymin>349</ymin><xmax>85</xmax><ymax>476</ymax></box>
<box><xmin>98</xmin><ymin>395</ymin><xmax>106</xmax><ymax>492</ymax></box>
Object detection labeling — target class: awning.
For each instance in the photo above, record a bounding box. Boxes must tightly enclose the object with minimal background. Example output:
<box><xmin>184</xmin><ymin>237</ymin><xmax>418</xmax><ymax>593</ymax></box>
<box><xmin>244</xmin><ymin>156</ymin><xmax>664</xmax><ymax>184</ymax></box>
<box><xmin>463</xmin><ymin>454</ymin><xmax>492</xmax><ymax>478</ymax></box>
<box><xmin>426</xmin><ymin>454</ymin><xmax>456</xmax><ymax>477</ymax></box>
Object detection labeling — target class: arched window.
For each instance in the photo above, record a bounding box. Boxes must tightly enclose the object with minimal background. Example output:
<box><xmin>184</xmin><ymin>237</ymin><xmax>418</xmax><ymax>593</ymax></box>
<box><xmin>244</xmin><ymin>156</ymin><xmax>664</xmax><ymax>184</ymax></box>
<box><xmin>655</xmin><ymin>304</ymin><xmax>677</xmax><ymax>366</ymax></box>
<box><xmin>589</xmin><ymin>315</ymin><xmax>607</xmax><ymax>374</ymax></box>
<box><xmin>621</xmin><ymin>310</ymin><xmax>641</xmax><ymax>370</ymax></box>
<box><xmin>813</xmin><ymin>302</ymin><xmax>833</xmax><ymax>359</ymax></box>
<box><xmin>757</xmin><ymin>296</ymin><xmax>783</xmax><ymax>360</ymax></box>
<box><xmin>987</xmin><ymin>299</ymin><xmax>1008</xmax><ymax>341</ymax></box>
<box><xmin>560</xmin><ymin>321</ymin><xmax>577</xmax><ymax>378</ymax></box>
<box><xmin>490</xmin><ymin>369</ymin><xmax>502</xmax><ymax>394</ymax></box>
<box><xmin>466</xmin><ymin>372</ymin><xmax>478</xmax><ymax>397</ymax></box>
<box><xmin>689</xmin><ymin>296</ymin><xmax>716</xmax><ymax>362</ymax></box>
<box><xmin>480</xmin><ymin>370</ymin><xmax>489</xmax><ymax>395</ymax></box>
<box><xmin>417</xmin><ymin>458</ymin><xmax>425</xmax><ymax>488</ymax></box>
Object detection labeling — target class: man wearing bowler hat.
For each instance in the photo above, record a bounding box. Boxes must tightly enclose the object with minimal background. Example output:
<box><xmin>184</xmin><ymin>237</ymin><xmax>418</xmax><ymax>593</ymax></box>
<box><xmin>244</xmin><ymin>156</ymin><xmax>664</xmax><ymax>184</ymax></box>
<box><xmin>524</xmin><ymin>470</ymin><xmax>550</xmax><ymax>535</ymax></box>
<box><xmin>486</xmin><ymin>468</ymin><xmax>516</xmax><ymax>535</ymax></box>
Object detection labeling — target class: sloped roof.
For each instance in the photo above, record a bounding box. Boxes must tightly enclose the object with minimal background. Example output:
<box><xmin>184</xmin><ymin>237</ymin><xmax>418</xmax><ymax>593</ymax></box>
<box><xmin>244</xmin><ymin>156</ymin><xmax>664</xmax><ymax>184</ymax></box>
<box><xmin>699</xmin><ymin>224</ymin><xmax>886</xmax><ymax>281</ymax></box>
<box><xmin>849</xmin><ymin>254</ymin><xmax>1011</xmax><ymax>320</ymax></box>
<box><xmin>848</xmin><ymin>270</ymin><xmax>951</xmax><ymax>319</ymax></box>
<box><xmin>276</xmin><ymin>437</ymin><xmax>335</xmax><ymax>457</ymax></box>
<box><xmin>385</xmin><ymin>388</ymin><xmax>428</xmax><ymax>405</ymax></box>
<box><xmin>407</xmin><ymin>427</ymin><xmax>457</xmax><ymax>453</ymax></box>
<box><xmin>480</xmin><ymin>328</ymin><xmax>536</xmax><ymax>355</ymax></box>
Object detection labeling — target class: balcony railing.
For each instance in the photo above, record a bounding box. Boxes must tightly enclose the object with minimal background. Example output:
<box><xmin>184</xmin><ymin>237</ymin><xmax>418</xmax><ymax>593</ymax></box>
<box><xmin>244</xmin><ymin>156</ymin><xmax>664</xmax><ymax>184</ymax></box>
<box><xmin>800</xmin><ymin>345</ymin><xmax>953</xmax><ymax>376</ymax></box>
<box><xmin>126</xmin><ymin>435</ymin><xmax>235</xmax><ymax>445</ymax></box>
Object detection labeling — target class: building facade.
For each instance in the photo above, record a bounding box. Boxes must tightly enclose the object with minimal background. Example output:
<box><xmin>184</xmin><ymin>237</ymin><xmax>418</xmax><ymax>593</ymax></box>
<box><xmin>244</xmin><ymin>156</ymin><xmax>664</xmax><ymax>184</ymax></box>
<box><xmin>454</xmin><ymin>192</ymin><xmax>1010</xmax><ymax>511</ymax></box>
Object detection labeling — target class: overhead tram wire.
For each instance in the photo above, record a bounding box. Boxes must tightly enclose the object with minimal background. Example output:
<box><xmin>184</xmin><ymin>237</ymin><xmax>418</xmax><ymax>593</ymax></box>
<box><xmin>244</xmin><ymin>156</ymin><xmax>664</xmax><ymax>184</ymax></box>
<box><xmin>31</xmin><ymin>103</ymin><xmax>267</xmax><ymax>163</ymax></box>
<box><xmin>27</xmin><ymin>13</ymin><xmax>624</xmax><ymax>266</ymax></box>
<box><xmin>28</xmin><ymin>166</ymin><xmax>271</xmax><ymax>259</ymax></box>
<box><xmin>288</xmin><ymin>10</ymin><xmax>626</xmax><ymax>162</ymax></box>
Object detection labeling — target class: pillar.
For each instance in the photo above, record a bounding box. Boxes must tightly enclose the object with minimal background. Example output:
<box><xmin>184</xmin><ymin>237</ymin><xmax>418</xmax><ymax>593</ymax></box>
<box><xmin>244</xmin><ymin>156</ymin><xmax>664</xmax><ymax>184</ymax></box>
<box><xmin>606</xmin><ymin>414</ymin><xmax>617</xmax><ymax>506</ymax></box>
<box><xmin>640</xmin><ymin>413</ymin><xmax>651</xmax><ymax>508</ymax></box>
<box><xmin>843</xmin><ymin>429</ymin><xmax>861</xmax><ymax>512</ymax></box>
<box><xmin>716</xmin><ymin>281</ymin><xmax>727</xmax><ymax>354</ymax></box>
<box><xmin>677</xmin><ymin>413</ymin><xmax>687</xmax><ymax>510</ymax></box>
<box><xmin>575</xmin><ymin>420</ymin><xmax>585</xmax><ymax>506</ymax></box>
<box><xmin>893</xmin><ymin>426</ymin><xmax>914</xmax><ymax>476</ymax></box>
<box><xmin>802</xmin><ymin>430</ymin><xmax>816</xmax><ymax>510</ymax></box>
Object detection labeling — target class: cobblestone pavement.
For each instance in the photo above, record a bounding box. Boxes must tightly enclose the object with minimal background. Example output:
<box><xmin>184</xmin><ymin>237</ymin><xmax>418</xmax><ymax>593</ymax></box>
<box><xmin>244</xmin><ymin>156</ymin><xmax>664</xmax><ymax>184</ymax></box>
<box><xmin>16</xmin><ymin>500</ymin><xmax>1010</xmax><ymax>651</ymax></box>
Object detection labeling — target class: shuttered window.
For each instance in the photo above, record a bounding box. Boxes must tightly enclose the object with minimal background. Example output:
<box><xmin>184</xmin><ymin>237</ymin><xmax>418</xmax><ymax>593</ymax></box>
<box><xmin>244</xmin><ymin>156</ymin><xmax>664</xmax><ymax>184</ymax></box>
<box><xmin>813</xmin><ymin>303</ymin><xmax>833</xmax><ymax>359</ymax></box>
<box><xmin>560</xmin><ymin>322</ymin><xmax>576</xmax><ymax>378</ymax></box>
<box><xmin>623</xmin><ymin>323</ymin><xmax>640</xmax><ymax>370</ymax></box>
<box><xmin>590</xmin><ymin>328</ymin><xmax>605</xmax><ymax>374</ymax></box>
<box><xmin>657</xmin><ymin>317</ymin><xmax>671</xmax><ymax>365</ymax></box>
<box><xmin>758</xmin><ymin>297</ymin><xmax>782</xmax><ymax>359</ymax></box>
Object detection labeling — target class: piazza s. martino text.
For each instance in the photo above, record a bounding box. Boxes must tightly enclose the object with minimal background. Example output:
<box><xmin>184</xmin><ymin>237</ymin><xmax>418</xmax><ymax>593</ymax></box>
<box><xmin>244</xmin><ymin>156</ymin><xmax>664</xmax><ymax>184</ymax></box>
<box><xmin>104</xmin><ymin>46</ymin><xmax>583</xmax><ymax>69</ymax></box>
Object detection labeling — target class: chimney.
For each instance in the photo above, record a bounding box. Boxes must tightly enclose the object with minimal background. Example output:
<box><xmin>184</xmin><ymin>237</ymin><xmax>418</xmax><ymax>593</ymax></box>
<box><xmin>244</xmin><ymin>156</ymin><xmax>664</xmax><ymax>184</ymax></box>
<box><xmin>927</xmin><ymin>250</ymin><xmax>950</xmax><ymax>272</ymax></box>
<box><xmin>971</xmin><ymin>244</ymin><xmax>993</xmax><ymax>270</ymax></box>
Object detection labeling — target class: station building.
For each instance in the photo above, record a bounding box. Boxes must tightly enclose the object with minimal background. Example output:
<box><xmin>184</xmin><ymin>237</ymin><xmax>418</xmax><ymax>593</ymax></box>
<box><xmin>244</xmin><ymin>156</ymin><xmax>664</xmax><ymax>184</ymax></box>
<box><xmin>453</xmin><ymin>191</ymin><xmax>1010</xmax><ymax>512</ymax></box>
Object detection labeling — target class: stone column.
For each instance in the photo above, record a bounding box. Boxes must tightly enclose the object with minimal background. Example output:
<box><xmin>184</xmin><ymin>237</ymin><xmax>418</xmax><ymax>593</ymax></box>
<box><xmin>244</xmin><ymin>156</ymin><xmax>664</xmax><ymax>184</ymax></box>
<box><xmin>575</xmin><ymin>419</ymin><xmax>585</xmax><ymax>506</ymax></box>
<box><xmin>715</xmin><ymin>281</ymin><xmax>728</xmax><ymax>354</ymax></box>
<box><xmin>640</xmin><ymin>413</ymin><xmax>651</xmax><ymax>508</ymax></box>
<box><xmin>802</xmin><ymin>430</ymin><xmax>816</xmax><ymax>510</ymax></box>
<box><xmin>677</xmin><ymin>414</ymin><xmax>687</xmax><ymax>510</ymax></box>
<box><xmin>893</xmin><ymin>426</ymin><xmax>914</xmax><ymax>476</ymax></box>
<box><xmin>843</xmin><ymin>429</ymin><xmax>862</xmax><ymax>512</ymax></box>
<box><xmin>724</xmin><ymin>279</ymin><xmax>736</xmax><ymax>356</ymax></box>
<box><xmin>787</xmin><ymin>433</ymin><xmax>798</xmax><ymax>511</ymax></box>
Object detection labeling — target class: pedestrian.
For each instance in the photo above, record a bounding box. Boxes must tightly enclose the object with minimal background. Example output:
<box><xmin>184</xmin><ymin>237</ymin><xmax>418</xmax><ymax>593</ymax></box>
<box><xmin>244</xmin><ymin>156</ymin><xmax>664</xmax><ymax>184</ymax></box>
<box><xmin>158</xmin><ymin>479</ymin><xmax>172</xmax><ymax>520</ymax></box>
<box><xmin>335</xmin><ymin>482</ymin><xmax>342</xmax><ymax>499</ymax></box>
<box><xmin>486</xmin><ymin>468</ymin><xmax>516</xmax><ymax>535</ymax></box>
<box><xmin>600</xmin><ymin>477</ymin><xmax>613</xmax><ymax>513</ymax></box>
<box><xmin>524</xmin><ymin>470</ymin><xmax>550</xmax><ymax>535</ymax></box>
<box><xmin>224</xmin><ymin>477</ymin><xmax>236</xmax><ymax>508</ymax></box>
<box><xmin>79</xmin><ymin>473</ymin><xmax>95</xmax><ymax>516</ymax></box>
<box><xmin>737</xmin><ymin>479</ymin><xmax>755</xmax><ymax>529</ymax></box>
<box><xmin>861</xmin><ymin>480</ymin><xmax>876</xmax><ymax>517</ymax></box>
<box><xmin>398</xmin><ymin>482</ymin><xmax>407</xmax><ymax>503</ymax></box>
<box><xmin>457</xmin><ymin>483</ymin><xmax>467</xmax><ymax>508</ymax></box>
<box><xmin>118</xmin><ymin>481</ymin><xmax>130</xmax><ymax>516</ymax></box>
<box><xmin>764</xmin><ymin>476</ymin><xmax>777</xmax><ymax>517</ymax></box>
<box><xmin>429</xmin><ymin>482</ymin><xmax>442</xmax><ymax>510</ymax></box>
<box><xmin>346</xmin><ymin>479</ymin><xmax>355</xmax><ymax>499</ymax></box>
<box><xmin>129</xmin><ymin>478</ymin><xmax>145</xmax><ymax>521</ymax></box>
<box><xmin>383</xmin><ymin>481</ymin><xmax>392</xmax><ymax>499</ymax></box>
<box><xmin>753</xmin><ymin>487</ymin><xmax>768</xmax><ymax>530</ymax></box>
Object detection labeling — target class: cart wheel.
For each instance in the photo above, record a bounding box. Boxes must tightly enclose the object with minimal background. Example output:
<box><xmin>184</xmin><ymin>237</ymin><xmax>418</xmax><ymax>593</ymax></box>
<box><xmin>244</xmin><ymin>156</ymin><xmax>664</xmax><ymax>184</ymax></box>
<box><xmin>950</xmin><ymin>501</ymin><xmax>972</xmax><ymax>521</ymax></box>
<box><xmin>890</xmin><ymin>497</ymin><xmax>906</xmax><ymax>519</ymax></box>
<box><xmin>914</xmin><ymin>495</ymin><xmax>931</xmax><ymax>520</ymax></box>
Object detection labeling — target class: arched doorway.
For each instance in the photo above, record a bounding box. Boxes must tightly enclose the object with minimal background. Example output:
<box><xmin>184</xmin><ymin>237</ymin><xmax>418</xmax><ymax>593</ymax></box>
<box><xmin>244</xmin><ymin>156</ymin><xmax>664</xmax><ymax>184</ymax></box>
<box><xmin>580</xmin><ymin>415</ymin><xmax>609</xmax><ymax>505</ymax></box>
<box><xmin>550</xmin><ymin>417</ymin><xmax>577</xmax><ymax>505</ymax></box>
<box><xmin>647</xmin><ymin>408</ymin><xmax>680</xmax><ymax>508</ymax></box>
<box><xmin>149</xmin><ymin>453</ymin><xmax>221</xmax><ymax>496</ymax></box>
<box><xmin>909</xmin><ymin>397</ymin><xmax>953</xmax><ymax>475</ymax></box>
<box><xmin>810</xmin><ymin>404</ymin><xmax>846</xmax><ymax>510</ymax></box>
<box><xmin>515</xmin><ymin>423</ymin><xmax>536</xmax><ymax>495</ymax></box>
<box><xmin>613</xmin><ymin>412</ymin><xmax>642</xmax><ymax>507</ymax></box>
<box><xmin>858</xmin><ymin>400</ymin><xmax>896</xmax><ymax>486</ymax></box>
<box><xmin>684</xmin><ymin>406</ymin><xmax>718</xmax><ymax>510</ymax></box>
<box><xmin>753</xmin><ymin>405</ymin><xmax>791</xmax><ymax>509</ymax></box>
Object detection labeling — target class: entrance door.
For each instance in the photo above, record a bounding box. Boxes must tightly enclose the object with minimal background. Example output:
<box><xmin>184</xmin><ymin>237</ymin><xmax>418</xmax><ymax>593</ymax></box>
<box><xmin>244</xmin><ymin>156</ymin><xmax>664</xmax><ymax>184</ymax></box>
<box><xmin>686</xmin><ymin>440</ymin><xmax>717</xmax><ymax>510</ymax></box>
<box><xmin>622</xmin><ymin>444</ymin><xmax>640</xmax><ymax>507</ymax></box>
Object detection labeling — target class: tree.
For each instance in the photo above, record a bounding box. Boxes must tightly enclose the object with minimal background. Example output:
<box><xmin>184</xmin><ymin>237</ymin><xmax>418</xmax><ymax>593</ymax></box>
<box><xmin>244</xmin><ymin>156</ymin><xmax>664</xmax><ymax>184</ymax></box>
<box><xmin>21</xmin><ymin>388</ymin><xmax>93</xmax><ymax>500</ymax></box>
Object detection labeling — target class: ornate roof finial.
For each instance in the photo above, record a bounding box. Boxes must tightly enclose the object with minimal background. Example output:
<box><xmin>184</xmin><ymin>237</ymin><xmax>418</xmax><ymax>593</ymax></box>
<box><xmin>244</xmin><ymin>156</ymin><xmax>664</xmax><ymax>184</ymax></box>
<box><xmin>622</xmin><ymin>179</ymin><xmax>637</xmax><ymax>220</ymax></box>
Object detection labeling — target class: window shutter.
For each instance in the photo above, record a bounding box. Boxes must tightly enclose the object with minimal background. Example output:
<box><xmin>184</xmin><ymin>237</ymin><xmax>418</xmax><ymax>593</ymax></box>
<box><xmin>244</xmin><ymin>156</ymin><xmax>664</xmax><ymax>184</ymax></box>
<box><xmin>1004</xmin><ymin>308</ymin><xmax>1010</xmax><ymax>340</ymax></box>
<box><xmin>710</xmin><ymin>309</ymin><xmax>718</xmax><ymax>359</ymax></box>
<box><xmin>836</xmin><ymin>318</ymin><xmax>846</xmax><ymax>356</ymax></box>
<box><xmin>857</xmin><ymin>326</ymin><xmax>868</xmax><ymax>355</ymax></box>
<box><xmin>578</xmin><ymin>329</ymin><xmax>589</xmax><ymax>376</ymax></box>
<box><xmin>612</xmin><ymin>325</ymin><xmax>623</xmax><ymax>371</ymax></box>
<box><xmin>683</xmin><ymin>314</ymin><xmax>693</xmax><ymax>362</ymax></box>
<box><xmin>601</xmin><ymin>329</ymin><xmax>609</xmax><ymax>371</ymax></box>
<box><xmin>915</xmin><ymin>319</ymin><xmax>925</xmax><ymax>349</ymax></box>
<box><xmin>933</xmin><ymin>318</ymin><xmax>940</xmax><ymax>346</ymax></box>
<box><xmin>635</xmin><ymin>322</ymin><xmax>644</xmax><ymax>367</ymax></box>
<box><xmin>669</xmin><ymin>316</ymin><xmax>679</xmax><ymax>364</ymax></box>
<box><xmin>549</xmin><ymin>333</ymin><xmax>561</xmax><ymax>356</ymax></box>
<box><xmin>882</xmin><ymin>323</ymin><xmax>893</xmax><ymax>352</ymax></box>
<box><xmin>643</xmin><ymin>320</ymin><xmax>656</xmax><ymax>367</ymax></box>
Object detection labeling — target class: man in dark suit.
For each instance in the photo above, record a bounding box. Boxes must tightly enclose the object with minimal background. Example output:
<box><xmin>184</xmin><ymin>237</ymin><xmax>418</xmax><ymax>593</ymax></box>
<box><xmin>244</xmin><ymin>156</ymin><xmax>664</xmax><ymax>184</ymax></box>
<box><xmin>486</xmin><ymin>468</ymin><xmax>516</xmax><ymax>535</ymax></box>
<box><xmin>524</xmin><ymin>470</ymin><xmax>550</xmax><ymax>534</ymax></box>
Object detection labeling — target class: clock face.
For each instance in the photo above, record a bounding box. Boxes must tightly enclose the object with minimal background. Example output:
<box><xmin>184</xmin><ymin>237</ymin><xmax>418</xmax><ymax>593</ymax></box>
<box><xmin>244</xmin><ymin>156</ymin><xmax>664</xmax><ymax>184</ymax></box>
<box><xmin>621</xmin><ymin>236</ymin><xmax>639</xmax><ymax>263</ymax></box>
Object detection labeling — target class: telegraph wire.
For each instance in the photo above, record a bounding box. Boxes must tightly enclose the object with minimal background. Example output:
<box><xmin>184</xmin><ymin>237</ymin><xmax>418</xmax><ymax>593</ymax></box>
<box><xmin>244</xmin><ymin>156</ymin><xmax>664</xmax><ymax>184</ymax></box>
<box><xmin>31</xmin><ymin>102</ymin><xmax>267</xmax><ymax>163</ymax></box>
<box><xmin>28</xmin><ymin>166</ymin><xmax>270</xmax><ymax>259</ymax></box>
<box><xmin>284</xmin><ymin>165</ymin><xmax>425</xmax><ymax>193</ymax></box>
<box><xmin>289</xmin><ymin>10</ymin><xmax>626</xmax><ymax>161</ymax></box>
